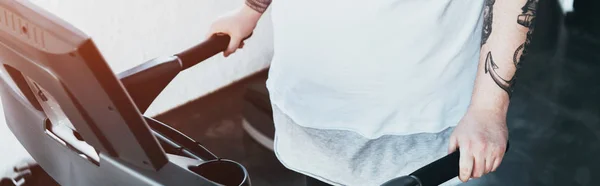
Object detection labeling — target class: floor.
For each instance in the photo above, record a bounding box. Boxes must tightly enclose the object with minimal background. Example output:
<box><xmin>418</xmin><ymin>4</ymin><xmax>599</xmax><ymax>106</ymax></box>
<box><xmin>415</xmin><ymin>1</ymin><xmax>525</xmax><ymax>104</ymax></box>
<box><xmin>156</xmin><ymin>1</ymin><xmax>600</xmax><ymax>186</ymax></box>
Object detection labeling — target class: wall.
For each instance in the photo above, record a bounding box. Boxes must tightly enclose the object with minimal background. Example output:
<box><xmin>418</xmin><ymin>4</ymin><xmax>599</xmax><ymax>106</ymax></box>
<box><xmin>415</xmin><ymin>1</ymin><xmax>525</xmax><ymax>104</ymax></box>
<box><xmin>29</xmin><ymin>0</ymin><xmax>274</xmax><ymax>116</ymax></box>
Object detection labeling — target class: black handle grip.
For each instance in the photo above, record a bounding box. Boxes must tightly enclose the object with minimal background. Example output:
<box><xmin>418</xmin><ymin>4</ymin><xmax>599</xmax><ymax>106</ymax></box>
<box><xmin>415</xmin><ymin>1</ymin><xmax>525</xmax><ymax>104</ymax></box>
<box><xmin>176</xmin><ymin>34</ymin><xmax>231</xmax><ymax>70</ymax></box>
<box><xmin>409</xmin><ymin>141</ymin><xmax>510</xmax><ymax>186</ymax></box>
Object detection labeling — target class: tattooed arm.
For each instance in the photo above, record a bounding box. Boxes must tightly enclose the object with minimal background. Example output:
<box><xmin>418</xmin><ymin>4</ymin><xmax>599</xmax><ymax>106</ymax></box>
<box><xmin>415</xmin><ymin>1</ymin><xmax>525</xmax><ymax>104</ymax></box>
<box><xmin>471</xmin><ymin>0</ymin><xmax>538</xmax><ymax>112</ymax></box>
<box><xmin>245</xmin><ymin>0</ymin><xmax>272</xmax><ymax>13</ymax></box>
<box><xmin>448</xmin><ymin>0</ymin><xmax>539</xmax><ymax>182</ymax></box>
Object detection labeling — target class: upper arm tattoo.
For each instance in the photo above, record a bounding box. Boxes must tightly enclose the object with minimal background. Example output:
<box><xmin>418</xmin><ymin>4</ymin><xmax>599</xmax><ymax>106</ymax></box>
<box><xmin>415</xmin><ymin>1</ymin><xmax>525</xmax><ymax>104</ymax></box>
<box><xmin>514</xmin><ymin>0</ymin><xmax>539</xmax><ymax>67</ymax></box>
<box><xmin>481</xmin><ymin>0</ymin><xmax>495</xmax><ymax>46</ymax></box>
<box><xmin>246</xmin><ymin>0</ymin><xmax>272</xmax><ymax>13</ymax></box>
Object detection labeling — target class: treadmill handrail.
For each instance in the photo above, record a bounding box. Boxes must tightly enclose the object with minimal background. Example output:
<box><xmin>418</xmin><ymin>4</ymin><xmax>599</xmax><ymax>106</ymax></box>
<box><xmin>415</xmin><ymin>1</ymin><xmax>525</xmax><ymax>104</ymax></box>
<box><xmin>119</xmin><ymin>33</ymin><xmax>248</xmax><ymax>113</ymax></box>
<box><xmin>381</xmin><ymin>141</ymin><xmax>510</xmax><ymax>186</ymax></box>
<box><xmin>176</xmin><ymin>33</ymin><xmax>231</xmax><ymax>70</ymax></box>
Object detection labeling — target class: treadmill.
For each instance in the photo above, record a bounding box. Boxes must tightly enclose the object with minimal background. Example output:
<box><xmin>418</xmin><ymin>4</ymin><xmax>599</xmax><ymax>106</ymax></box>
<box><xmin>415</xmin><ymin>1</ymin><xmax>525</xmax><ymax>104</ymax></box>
<box><xmin>0</xmin><ymin>1</ymin><xmax>249</xmax><ymax>185</ymax></box>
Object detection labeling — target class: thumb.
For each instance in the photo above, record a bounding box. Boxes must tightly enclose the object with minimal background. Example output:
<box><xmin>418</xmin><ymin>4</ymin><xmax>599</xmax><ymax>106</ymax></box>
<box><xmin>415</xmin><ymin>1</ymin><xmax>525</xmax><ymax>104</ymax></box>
<box><xmin>205</xmin><ymin>24</ymin><xmax>221</xmax><ymax>39</ymax></box>
<box><xmin>224</xmin><ymin>35</ymin><xmax>242</xmax><ymax>57</ymax></box>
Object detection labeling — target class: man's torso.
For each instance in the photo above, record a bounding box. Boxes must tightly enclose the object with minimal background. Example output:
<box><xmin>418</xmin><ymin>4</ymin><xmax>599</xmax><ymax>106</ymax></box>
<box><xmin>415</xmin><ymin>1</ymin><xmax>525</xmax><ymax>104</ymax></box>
<box><xmin>265</xmin><ymin>1</ymin><xmax>484</xmax><ymax>185</ymax></box>
<box><xmin>267</xmin><ymin>0</ymin><xmax>485</xmax><ymax>138</ymax></box>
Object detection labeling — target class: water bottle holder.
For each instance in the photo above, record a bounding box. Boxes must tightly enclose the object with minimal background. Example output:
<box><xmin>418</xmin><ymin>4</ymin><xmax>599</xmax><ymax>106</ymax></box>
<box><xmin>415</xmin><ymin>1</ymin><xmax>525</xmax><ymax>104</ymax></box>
<box><xmin>189</xmin><ymin>159</ymin><xmax>250</xmax><ymax>186</ymax></box>
<box><xmin>144</xmin><ymin>117</ymin><xmax>250</xmax><ymax>186</ymax></box>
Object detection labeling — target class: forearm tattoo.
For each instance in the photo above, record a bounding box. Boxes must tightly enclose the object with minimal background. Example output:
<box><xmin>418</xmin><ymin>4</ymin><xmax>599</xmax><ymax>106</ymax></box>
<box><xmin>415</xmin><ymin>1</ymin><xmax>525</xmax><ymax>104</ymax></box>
<box><xmin>481</xmin><ymin>0</ymin><xmax>538</xmax><ymax>97</ymax></box>
<box><xmin>246</xmin><ymin>0</ymin><xmax>272</xmax><ymax>13</ymax></box>
<box><xmin>485</xmin><ymin>52</ymin><xmax>514</xmax><ymax>96</ymax></box>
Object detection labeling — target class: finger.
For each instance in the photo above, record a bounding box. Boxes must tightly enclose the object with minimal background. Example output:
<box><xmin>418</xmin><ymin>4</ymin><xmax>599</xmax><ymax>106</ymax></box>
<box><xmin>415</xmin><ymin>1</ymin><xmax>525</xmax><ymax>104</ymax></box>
<box><xmin>224</xmin><ymin>35</ymin><xmax>242</xmax><ymax>57</ymax></box>
<box><xmin>472</xmin><ymin>154</ymin><xmax>485</xmax><ymax>178</ymax></box>
<box><xmin>205</xmin><ymin>25</ymin><xmax>219</xmax><ymax>39</ymax></box>
<box><xmin>485</xmin><ymin>155</ymin><xmax>495</xmax><ymax>174</ymax></box>
<box><xmin>448</xmin><ymin>134</ymin><xmax>458</xmax><ymax>154</ymax></box>
<box><xmin>491</xmin><ymin>150</ymin><xmax>505</xmax><ymax>172</ymax></box>
<box><xmin>239</xmin><ymin>41</ymin><xmax>245</xmax><ymax>49</ymax></box>
<box><xmin>205</xmin><ymin>32</ymin><xmax>214</xmax><ymax>40</ymax></box>
<box><xmin>459</xmin><ymin>146</ymin><xmax>474</xmax><ymax>182</ymax></box>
